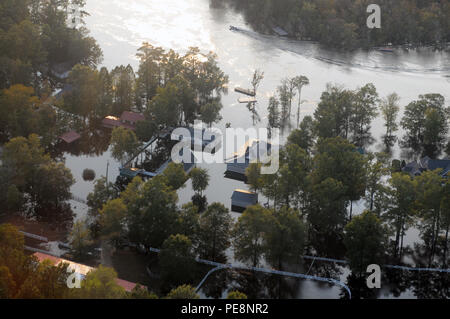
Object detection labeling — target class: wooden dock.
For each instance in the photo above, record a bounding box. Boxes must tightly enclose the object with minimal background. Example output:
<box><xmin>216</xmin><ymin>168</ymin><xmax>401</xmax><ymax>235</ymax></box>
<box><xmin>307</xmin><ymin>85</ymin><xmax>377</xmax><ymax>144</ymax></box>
<box><xmin>235</xmin><ymin>87</ymin><xmax>255</xmax><ymax>97</ymax></box>
<box><xmin>238</xmin><ymin>97</ymin><xmax>257</xmax><ymax>104</ymax></box>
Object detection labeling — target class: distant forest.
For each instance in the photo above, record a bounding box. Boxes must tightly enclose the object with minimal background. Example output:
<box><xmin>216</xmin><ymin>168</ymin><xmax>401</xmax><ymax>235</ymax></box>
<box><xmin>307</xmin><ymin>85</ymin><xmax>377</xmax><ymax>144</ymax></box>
<box><xmin>221</xmin><ymin>0</ymin><xmax>450</xmax><ymax>50</ymax></box>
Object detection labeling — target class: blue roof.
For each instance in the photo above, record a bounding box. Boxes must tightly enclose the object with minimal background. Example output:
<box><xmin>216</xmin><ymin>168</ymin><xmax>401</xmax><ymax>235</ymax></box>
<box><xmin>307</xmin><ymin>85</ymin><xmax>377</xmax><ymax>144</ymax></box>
<box><xmin>231</xmin><ymin>190</ymin><xmax>258</xmax><ymax>203</ymax></box>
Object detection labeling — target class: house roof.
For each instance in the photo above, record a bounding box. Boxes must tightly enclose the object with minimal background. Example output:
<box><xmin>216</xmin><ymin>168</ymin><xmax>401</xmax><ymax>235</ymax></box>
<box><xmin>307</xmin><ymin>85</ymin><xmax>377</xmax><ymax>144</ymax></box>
<box><xmin>120</xmin><ymin>111</ymin><xmax>145</xmax><ymax>123</ymax></box>
<box><xmin>231</xmin><ymin>189</ymin><xmax>258</xmax><ymax>203</ymax></box>
<box><xmin>59</xmin><ymin>131</ymin><xmax>81</xmax><ymax>144</ymax></box>
<box><xmin>273</xmin><ymin>26</ymin><xmax>289</xmax><ymax>36</ymax></box>
<box><xmin>33</xmin><ymin>252</ymin><xmax>140</xmax><ymax>292</ymax></box>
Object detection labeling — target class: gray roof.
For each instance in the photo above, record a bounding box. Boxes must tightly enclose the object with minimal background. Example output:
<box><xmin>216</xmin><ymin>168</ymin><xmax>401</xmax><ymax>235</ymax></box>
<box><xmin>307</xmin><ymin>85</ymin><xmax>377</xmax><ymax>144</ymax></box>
<box><xmin>231</xmin><ymin>190</ymin><xmax>258</xmax><ymax>206</ymax></box>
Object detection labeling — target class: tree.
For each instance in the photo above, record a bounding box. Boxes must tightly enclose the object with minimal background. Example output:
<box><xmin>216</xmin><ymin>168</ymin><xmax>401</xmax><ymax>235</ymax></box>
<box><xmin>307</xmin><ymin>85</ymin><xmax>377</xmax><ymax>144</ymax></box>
<box><xmin>99</xmin><ymin>198</ymin><xmax>127</xmax><ymax>248</ymax></box>
<box><xmin>0</xmin><ymin>84</ymin><xmax>39</xmax><ymax>139</ymax></box>
<box><xmin>267</xmin><ymin>96</ymin><xmax>280</xmax><ymax>135</ymax></box>
<box><xmin>0</xmin><ymin>134</ymin><xmax>74</xmax><ymax>218</ymax></box>
<box><xmin>111</xmin><ymin>64</ymin><xmax>135</xmax><ymax>115</ymax></box>
<box><xmin>175</xmin><ymin>203</ymin><xmax>200</xmax><ymax>241</ymax></box>
<box><xmin>313</xmin><ymin>84</ymin><xmax>354</xmax><ymax>139</ymax></box>
<box><xmin>380</xmin><ymin>93</ymin><xmax>400</xmax><ymax>149</ymax></box>
<box><xmin>264</xmin><ymin>207</ymin><xmax>306</xmax><ymax>270</ymax></box>
<box><xmin>126</xmin><ymin>176</ymin><xmax>179</xmax><ymax>248</ymax></box>
<box><xmin>245</xmin><ymin>163</ymin><xmax>263</xmax><ymax>194</ymax></box>
<box><xmin>166</xmin><ymin>285</ymin><xmax>200</xmax><ymax>299</ymax></box>
<box><xmin>196</xmin><ymin>203</ymin><xmax>233</xmax><ymax>262</ymax></box>
<box><xmin>385</xmin><ymin>173</ymin><xmax>416</xmax><ymax>258</ymax></box>
<box><xmin>227</xmin><ymin>291</ymin><xmax>248</xmax><ymax>299</ymax></box>
<box><xmin>233</xmin><ymin>205</ymin><xmax>272</xmax><ymax>267</ymax></box>
<box><xmin>87</xmin><ymin>177</ymin><xmax>119</xmax><ymax>223</ymax></box>
<box><xmin>148</xmin><ymin>83</ymin><xmax>182</xmax><ymax>128</ymax></box>
<box><xmin>344</xmin><ymin>211</ymin><xmax>387</xmax><ymax>277</ymax></box>
<box><xmin>277</xmin><ymin>79</ymin><xmax>295</xmax><ymax>126</ymax></box>
<box><xmin>162</xmin><ymin>163</ymin><xmax>188</xmax><ymax>190</ymax></box>
<box><xmin>441</xmin><ymin>181</ymin><xmax>450</xmax><ymax>264</ymax></box>
<box><xmin>291</xmin><ymin>75</ymin><xmax>310</xmax><ymax>128</ymax></box>
<box><xmin>311</xmin><ymin>137</ymin><xmax>366</xmax><ymax>219</ymax></box>
<box><xmin>190</xmin><ymin>168</ymin><xmax>210</xmax><ymax>197</ymax></box>
<box><xmin>251</xmin><ymin>69</ymin><xmax>264</xmax><ymax>95</ymax></box>
<box><xmin>364</xmin><ymin>153</ymin><xmax>390</xmax><ymax>213</ymax></box>
<box><xmin>401</xmin><ymin>94</ymin><xmax>448</xmax><ymax>157</ymax></box>
<box><xmin>287</xmin><ymin>116</ymin><xmax>314</xmax><ymax>153</ymax></box>
<box><xmin>414</xmin><ymin>170</ymin><xmax>447</xmax><ymax>264</ymax></box>
<box><xmin>350</xmin><ymin>83</ymin><xmax>379</xmax><ymax>147</ymax></box>
<box><xmin>159</xmin><ymin>235</ymin><xmax>196</xmax><ymax>289</ymax></box>
<box><xmin>307</xmin><ymin>178</ymin><xmax>347</xmax><ymax>256</ymax></box>
<box><xmin>110</xmin><ymin>126</ymin><xmax>140</xmax><ymax>164</ymax></box>
<box><xmin>64</xmin><ymin>64</ymin><xmax>101</xmax><ymax>122</ymax></box>
<box><xmin>129</xmin><ymin>285</ymin><xmax>158</xmax><ymax>299</ymax></box>
<box><xmin>69</xmin><ymin>219</ymin><xmax>93</xmax><ymax>259</ymax></box>
<box><xmin>78</xmin><ymin>266</ymin><xmax>126</xmax><ymax>299</ymax></box>
<box><xmin>82</xmin><ymin>168</ymin><xmax>96</xmax><ymax>181</ymax></box>
<box><xmin>200</xmin><ymin>98</ymin><xmax>223</xmax><ymax>127</ymax></box>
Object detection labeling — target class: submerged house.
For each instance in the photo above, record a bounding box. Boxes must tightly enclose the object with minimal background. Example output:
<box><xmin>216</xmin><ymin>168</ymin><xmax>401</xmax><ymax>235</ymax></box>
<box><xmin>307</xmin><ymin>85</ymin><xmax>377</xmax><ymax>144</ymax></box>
<box><xmin>272</xmin><ymin>26</ymin><xmax>289</xmax><ymax>37</ymax></box>
<box><xmin>231</xmin><ymin>189</ymin><xmax>258</xmax><ymax>213</ymax></box>
<box><xmin>402</xmin><ymin>156</ymin><xmax>450</xmax><ymax>178</ymax></box>
<box><xmin>102</xmin><ymin>111</ymin><xmax>145</xmax><ymax>131</ymax></box>
<box><xmin>225</xmin><ymin>139</ymin><xmax>273</xmax><ymax>182</ymax></box>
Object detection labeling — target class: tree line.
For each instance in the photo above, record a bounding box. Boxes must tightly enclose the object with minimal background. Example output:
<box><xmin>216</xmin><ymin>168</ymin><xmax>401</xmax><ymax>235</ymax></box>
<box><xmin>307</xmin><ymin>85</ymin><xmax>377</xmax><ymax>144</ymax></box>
<box><xmin>223</xmin><ymin>0</ymin><xmax>450</xmax><ymax>50</ymax></box>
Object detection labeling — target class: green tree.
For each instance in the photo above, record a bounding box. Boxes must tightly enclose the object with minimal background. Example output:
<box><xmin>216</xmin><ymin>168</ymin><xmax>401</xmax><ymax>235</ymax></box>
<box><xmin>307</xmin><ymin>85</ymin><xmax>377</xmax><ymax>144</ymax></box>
<box><xmin>111</xmin><ymin>65</ymin><xmax>135</xmax><ymax>115</ymax></box>
<box><xmin>291</xmin><ymin>75</ymin><xmax>310</xmax><ymax>128</ymax></box>
<box><xmin>200</xmin><ymin>99</ymin><xmax>223</xmax><ymax>127</ymax></box>
<box><xmin>344</xmin><ymin>211</ymin><xmax>387</xmax><ymax>277</ymax></box>
<box><xmin>196</xmin><ymin>203</ymin><xmax>233</xmax><ymax>262</ymax></box>
<box><xmin>64</xmin><ymin>64</ymin><xmax>102</xmax><ymax>122</ymax></box>
<box><xmin>159</xmin><ymin>234</ymin><xmax>196</xmax><ymax>289</ymax></box>
<box><xmin>313</xmin><ymin>84</ymin><xmax>354</xmax><ymax>139</ymax></box>
<box><xmin>251</xmin><ymin>69</ymin><xmax>264</xmax><ymax>95</ymax></box>
<box><xmin>99</xmin><ymin>198</ymin><xmax>127</xmax><ymax>248</ymax></box>
<box><xmin>227</xmin><ymin>290</ymin><xmax>248</xmax><ymax>299</ymax></box>
<box><xmin>264</xmin><ymin>207</ymin><xmax>306</xmax><ymax>270</ymax></box>
<box><xmin>69</xmin><ymin>219</ymin><xmax>93</xmax><ymax>259</ymax></box>
<box><xmin>401</xmin><ymin>94</ymin><xmax>449</xmax><ymax>157</ymax></box>
<box><xmin>1</xmin><ymin>134</ymin><xmax>74</xmax><ymax>217</ymax></box>
<box><xmin>307</xmin><ymin>177</ymin><xmax>347</xmax><ymax>255</ymax></box>
<box><xmin>267</xmin><ymin>96</ymin><xmax>280</xmax><ymax>135</ymax></box>
<box><xmin>176</xmin><ymin>203</ymin><xmax>200</xmax><ymax>241</ymax></box>
<box><xmin>311</xmin><ymin>137</ymin><xmax>366</xmax><ymax>219</ymax></box>
<box><xmin>287</xmin><ymin>115</ymin><xmax>314</xmax><ymax>153</ymax></box>
<box><xmin>110</xmin><ymin>126</ymin><xmax>140</xmax><ymax>164</ymax></box>
<box><xmin>414</xmin><ymin>170</ymin><xmax>447</xmax><ymax>264</ymax></box>
<box><xmin>0</xmin><ymin>84</ymin><xmax>39</xmax><ymax>139</ymax></box>
<box><xmin>233</xmin><ymin>205</ymin><xmax>272</xmax><ymax>267</ymax></box>
<box><xmin>365</xmin><ymin>153</ymin><xmax>390</xmax><ymax>213</ymax></box>
<box><xmin>245</xmin><ymin>163</ymin><xmax>263</xmax><ymax>194</ymax></box>
<box><xmin>162</xmin><ymin>162</ymin><xmax>188</xmax><ymax>190</ymax></box>
<box><xmin>190</xmin><ymin>167</ymin><xmax>210</xmax><ymax>197</ymax></box>
<box><xmin>166</xmin><ymin>285</ymin><xmax>200</xmax><ymax>299</ymax></box>
<box><xmin>78</xmin><ymin>266</ymin><xmax>126</xmax><ymax>299</ymax></box>
<box><xmin>380</xmin><ymin>93</ymin><xmax>400</xmax><ymax>149</ymax></box>
<box><xmin>128</xmin><ymin>285</ymin><xmax>158</xmax><ymax>299</ymax></box>
<box><xmin>350</xmin><ymin>83</ymin><xmax>379</xmax><ymax>148</ymax></box>
<box><xmin>385</xmin><ymin>173</ymin><xmax>417</xmax><ymax>258</ymax></box>
<box><xmin>126</xmin><ymin>176</ymin><xmax>178</xmax><ymax>248</ymax></box>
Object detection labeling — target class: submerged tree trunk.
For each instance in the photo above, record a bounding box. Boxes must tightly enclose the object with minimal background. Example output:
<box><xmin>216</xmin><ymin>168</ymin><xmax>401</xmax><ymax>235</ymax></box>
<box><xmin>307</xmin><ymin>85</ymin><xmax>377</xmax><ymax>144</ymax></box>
<box><xmin>444</xmin><ymin>225</ymin><xmax>449</xmax><ymax>266</ymax></box>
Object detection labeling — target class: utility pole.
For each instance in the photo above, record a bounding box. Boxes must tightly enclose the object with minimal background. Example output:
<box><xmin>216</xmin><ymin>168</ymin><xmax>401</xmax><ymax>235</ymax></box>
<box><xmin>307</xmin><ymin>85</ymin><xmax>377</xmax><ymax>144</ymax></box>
<box><xmin>106</xmin><ymin>160</ymin><xmax>110</xmax><ymax>185</ymax></box>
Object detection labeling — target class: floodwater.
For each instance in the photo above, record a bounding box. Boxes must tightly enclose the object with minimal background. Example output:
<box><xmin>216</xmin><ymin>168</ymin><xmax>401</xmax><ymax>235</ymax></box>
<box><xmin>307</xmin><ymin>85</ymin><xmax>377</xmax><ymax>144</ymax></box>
<box><xmin>55</xmin><ymin>0</ymin><xmax>450</xmax><ymax>298</ymax></box>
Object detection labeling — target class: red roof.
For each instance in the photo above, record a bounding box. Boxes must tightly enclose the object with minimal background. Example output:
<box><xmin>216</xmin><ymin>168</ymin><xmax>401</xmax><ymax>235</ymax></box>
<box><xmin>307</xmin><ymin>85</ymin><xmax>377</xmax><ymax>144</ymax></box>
<box><xmin>33</xmin><ymin>252</ymin><xmax>141</xmax><ymax>292</ymax></box>
<box><xmin>59</xmin><ymin>131</ymin><xmax>81</xmax><ymax>144</ymax></box>
<box><xmin>120</xmin><ymin>111</ymin><xmax>145</xmax><ymax>124</ymax></box>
